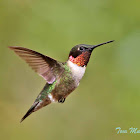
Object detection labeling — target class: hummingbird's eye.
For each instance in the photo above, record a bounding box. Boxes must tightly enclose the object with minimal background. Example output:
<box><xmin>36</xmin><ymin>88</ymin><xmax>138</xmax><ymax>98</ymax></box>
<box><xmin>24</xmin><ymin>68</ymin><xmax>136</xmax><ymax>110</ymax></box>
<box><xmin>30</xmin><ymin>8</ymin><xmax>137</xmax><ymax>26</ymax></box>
<box><xmin>79</xmin><ymin>47</ymin><xmax>85</xmax><ymax>51</ymax></box>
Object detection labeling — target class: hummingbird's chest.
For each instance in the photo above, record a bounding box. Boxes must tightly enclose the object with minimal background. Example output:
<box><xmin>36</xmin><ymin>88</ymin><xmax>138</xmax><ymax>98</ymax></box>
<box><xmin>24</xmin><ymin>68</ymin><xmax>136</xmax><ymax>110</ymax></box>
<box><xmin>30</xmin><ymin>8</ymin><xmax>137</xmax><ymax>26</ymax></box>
<box><xmin>67</xmin><ymin>60</ymin><xmax>86</xmax><ymax>86</ymax></box>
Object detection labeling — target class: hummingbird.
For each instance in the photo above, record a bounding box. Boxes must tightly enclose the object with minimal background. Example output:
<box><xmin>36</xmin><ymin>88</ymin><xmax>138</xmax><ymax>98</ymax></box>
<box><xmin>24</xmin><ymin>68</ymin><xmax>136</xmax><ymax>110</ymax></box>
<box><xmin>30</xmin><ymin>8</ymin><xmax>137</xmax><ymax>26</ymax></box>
<box><xmin>9</xmin><ymin>40</ymin><xmax>114</xmax><ymax>122</ymax></box>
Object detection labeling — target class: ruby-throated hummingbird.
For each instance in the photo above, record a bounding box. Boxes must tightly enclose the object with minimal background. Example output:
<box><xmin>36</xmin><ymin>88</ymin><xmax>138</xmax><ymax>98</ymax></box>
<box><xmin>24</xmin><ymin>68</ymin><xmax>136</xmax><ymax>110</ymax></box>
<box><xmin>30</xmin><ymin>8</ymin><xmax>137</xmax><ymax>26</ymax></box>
<box><xmin>9</xmin><ymin>40</ymin><xmax>114</xmax><ymax>122</ymax></box>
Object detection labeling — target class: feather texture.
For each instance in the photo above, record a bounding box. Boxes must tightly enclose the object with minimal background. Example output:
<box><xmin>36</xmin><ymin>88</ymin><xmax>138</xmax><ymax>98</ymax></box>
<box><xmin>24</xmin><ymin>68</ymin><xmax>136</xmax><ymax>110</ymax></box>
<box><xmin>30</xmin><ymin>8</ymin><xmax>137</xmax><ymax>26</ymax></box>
<box><xmin>8</xmin><ymin>46</ymin><xmax>63</xmax><ymax>84</ymax></box>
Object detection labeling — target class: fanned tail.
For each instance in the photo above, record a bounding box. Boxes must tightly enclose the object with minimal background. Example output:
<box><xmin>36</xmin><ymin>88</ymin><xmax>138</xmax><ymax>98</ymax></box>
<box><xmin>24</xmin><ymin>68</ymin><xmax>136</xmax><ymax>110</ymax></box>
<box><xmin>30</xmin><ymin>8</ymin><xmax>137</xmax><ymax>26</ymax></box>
<box><xmin>20</xmin><ymin>102</ymin><xmax>39</xmax><ymax>123</ymax></box>
<box><xmin>20</xmin><ymin>83</ymin><xmax>53</xmax><ymax>123</ymax></box>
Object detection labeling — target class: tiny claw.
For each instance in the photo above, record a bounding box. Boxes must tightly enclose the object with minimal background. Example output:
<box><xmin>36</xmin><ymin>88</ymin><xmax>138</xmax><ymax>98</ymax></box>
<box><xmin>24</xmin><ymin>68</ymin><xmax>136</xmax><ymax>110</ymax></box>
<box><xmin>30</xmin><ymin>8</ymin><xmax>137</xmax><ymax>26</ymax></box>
<box><xmin>58</xmin><ymin>97</ymin><xmax>65</xmax><ymax>103</ymax></box>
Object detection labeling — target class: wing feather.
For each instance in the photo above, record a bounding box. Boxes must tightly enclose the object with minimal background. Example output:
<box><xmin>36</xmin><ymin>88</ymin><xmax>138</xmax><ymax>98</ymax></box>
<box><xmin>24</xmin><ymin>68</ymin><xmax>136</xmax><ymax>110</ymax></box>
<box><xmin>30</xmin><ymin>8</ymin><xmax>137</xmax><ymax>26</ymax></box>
<box><xmin>9</xmin><ymin>46</ymin><xmax>63</xmax><ymax>84</ymax></box>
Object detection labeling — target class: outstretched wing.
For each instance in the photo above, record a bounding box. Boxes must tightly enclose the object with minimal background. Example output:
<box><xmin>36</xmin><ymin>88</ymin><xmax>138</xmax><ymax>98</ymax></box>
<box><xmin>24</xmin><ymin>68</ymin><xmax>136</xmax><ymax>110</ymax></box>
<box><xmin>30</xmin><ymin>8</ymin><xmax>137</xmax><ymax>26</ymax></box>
<box><xmin>9</xmin><ymin>46</ymin><xmax>63</xmax><ymax>84</ymax></box>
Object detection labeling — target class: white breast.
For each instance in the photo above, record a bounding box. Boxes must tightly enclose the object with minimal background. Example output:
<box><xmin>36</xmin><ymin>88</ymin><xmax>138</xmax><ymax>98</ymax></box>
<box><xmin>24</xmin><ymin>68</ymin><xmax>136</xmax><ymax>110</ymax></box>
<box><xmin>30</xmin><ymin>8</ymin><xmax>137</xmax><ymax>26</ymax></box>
<box><xmin>67</xmin><ymin>60</ymin><xmax>86</xmax><ymax>86</ymax></box>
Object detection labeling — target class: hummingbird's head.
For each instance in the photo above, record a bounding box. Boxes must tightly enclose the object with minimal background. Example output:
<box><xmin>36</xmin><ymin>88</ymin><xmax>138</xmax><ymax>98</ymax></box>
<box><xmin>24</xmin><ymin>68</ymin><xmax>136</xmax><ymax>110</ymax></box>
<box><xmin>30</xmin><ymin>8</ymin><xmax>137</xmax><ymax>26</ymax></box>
<box><xmin>68</xmin><ymin>40</ymin><xmax>114</xmax><ymax>67</ymax></box>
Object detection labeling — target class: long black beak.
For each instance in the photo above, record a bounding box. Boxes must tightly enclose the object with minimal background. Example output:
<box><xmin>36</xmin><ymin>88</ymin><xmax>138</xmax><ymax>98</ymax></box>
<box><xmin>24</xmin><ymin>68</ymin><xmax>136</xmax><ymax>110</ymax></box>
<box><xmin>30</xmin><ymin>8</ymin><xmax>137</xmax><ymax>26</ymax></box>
<box><xmin>89</xmin><ymin>40</ymin><xmax>114</xmax><ymax>51</ymax></box>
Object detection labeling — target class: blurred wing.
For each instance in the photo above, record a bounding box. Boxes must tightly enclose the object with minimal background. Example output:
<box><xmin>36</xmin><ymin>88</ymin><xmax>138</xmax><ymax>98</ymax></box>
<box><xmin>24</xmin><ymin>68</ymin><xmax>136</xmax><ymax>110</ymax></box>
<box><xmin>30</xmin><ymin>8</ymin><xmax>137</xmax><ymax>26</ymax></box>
<box><xmin>9</xmin><ymin>46</ymin><xmax>62</xmax><ymax>84</ymax></box>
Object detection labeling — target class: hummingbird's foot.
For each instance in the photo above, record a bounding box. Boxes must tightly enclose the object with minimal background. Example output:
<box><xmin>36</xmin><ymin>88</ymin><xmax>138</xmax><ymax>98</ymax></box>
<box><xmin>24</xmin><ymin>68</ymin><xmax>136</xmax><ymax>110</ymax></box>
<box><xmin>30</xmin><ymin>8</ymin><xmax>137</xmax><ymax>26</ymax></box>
<box><xmin>58</xmin><ymin>97</ymin><xmax>65</xmax><ymax>103</ymax></box>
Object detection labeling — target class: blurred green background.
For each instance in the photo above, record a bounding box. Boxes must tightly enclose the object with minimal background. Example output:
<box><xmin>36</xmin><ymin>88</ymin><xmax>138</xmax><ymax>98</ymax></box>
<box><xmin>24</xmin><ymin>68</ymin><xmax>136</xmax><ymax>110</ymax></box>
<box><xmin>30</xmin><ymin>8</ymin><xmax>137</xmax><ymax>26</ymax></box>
<box><xmin>0</xmin><ymin>0</ymin><xmax>140</xmax><ymax>139</ymax></box>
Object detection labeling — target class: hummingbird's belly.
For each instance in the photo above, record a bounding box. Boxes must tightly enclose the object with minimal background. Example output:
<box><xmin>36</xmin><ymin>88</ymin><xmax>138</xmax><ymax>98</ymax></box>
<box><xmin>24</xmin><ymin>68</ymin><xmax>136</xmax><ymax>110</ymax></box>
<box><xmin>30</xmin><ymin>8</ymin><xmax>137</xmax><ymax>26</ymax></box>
<box><xmin>51</xmin><ymin>61</ymin><xmax>86</xmax><ymax>102</ymax></box>
<box><xmin>51</xmin><ymin>74</ymin><xmax>77</xmax><ymax>101</ymax></box>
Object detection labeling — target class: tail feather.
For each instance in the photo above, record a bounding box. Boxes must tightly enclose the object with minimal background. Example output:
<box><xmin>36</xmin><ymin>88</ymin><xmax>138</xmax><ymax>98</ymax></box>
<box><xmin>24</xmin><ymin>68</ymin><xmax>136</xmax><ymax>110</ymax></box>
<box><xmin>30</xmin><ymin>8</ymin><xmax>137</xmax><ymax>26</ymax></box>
<box><xmin>20</xmin><ymin>102</ymin><xmax>39</xmax><ymax>123</ymax></box>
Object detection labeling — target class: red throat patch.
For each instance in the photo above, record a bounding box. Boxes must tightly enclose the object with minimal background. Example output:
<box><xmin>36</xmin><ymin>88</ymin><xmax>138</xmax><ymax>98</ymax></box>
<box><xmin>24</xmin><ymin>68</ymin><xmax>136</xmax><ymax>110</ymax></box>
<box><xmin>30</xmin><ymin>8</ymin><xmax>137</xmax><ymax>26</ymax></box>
<box><xmin>69</xmin><ymin>51</ymin><xmax>91</xmax><ymax>67</ymax></box>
